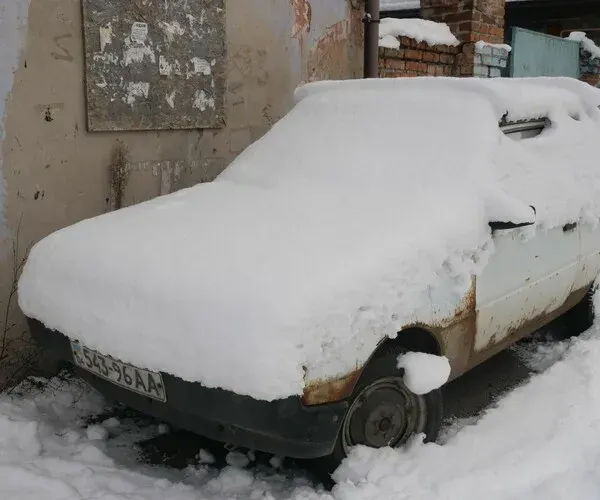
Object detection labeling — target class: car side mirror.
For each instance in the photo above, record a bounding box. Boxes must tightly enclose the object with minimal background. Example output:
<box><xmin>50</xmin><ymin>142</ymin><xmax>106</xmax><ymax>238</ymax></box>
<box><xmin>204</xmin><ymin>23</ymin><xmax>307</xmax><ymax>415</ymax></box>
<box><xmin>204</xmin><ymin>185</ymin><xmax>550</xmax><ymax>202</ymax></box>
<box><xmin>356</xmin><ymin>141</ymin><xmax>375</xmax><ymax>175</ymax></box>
<box><xmin>489</xmin><ymin>205</ymin><xmax>536</xmax><ymax>232</ymax></box>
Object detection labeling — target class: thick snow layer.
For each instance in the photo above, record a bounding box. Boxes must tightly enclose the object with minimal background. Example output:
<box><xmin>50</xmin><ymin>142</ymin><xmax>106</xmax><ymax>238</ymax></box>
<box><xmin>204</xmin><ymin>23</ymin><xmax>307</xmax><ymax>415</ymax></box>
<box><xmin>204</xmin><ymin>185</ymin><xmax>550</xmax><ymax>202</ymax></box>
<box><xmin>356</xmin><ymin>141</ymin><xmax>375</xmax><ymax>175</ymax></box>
<box><xmin>4</xmin><ymin>322</ymin><xmax>600</xmax><ymax>499</ymax></box>
<box><xmin>475</xmin><ymin>40</ymin><xmax>512</xmax><ymax>53</ymax></box>
<box><xmin>379</xmin><ymin>18</ymin><xmax>459</xmax><ymax>48</ymax></box>
<box><xmin>334</xmin><ymin>327</ymin><xmax>600</xmax><ymax>499</ymax></box>
<box><xmin>381</xmin><ymin>0</ymin><xmax>419</xmax><ymax>11</ymax></box>
<box><xmin>18</xmin><ymin>77</ymin><xmax>600</xmax><ymax>401</ymax></box>
<box><xmin>397</xmin><ymin>352</ymin><xmax>451</xmax><ymax>394</ymax></box>
<box><xmin>381</xmin><ymin>0</ymin><xmax>529</xmax><ymax>11</ymax></box>
<box><xmin>568</xmin><ymin>31</ymin><xmax>600</xmax><ymax>59</ymax></box>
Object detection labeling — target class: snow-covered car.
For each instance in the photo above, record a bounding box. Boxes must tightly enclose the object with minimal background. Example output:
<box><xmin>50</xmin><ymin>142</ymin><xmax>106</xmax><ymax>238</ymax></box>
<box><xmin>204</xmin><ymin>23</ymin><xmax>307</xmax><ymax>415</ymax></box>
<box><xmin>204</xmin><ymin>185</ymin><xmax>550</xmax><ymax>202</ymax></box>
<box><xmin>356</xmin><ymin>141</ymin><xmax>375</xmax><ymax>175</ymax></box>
<box><xmin>18</xmin><ymin>77</ymin><xmax>600</xmax><ymax>476</ymax></box>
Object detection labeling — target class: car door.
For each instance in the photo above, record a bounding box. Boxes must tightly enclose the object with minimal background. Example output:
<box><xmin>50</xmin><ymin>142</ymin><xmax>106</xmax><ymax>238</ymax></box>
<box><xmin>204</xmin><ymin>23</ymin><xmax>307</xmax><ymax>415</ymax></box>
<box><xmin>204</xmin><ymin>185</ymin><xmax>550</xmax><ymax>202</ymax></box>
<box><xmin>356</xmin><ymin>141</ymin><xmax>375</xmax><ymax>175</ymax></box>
<box><xmin>475</xmin><ymin>224</ymin><xmax>580</xmax><ymax>351</ymax></box>
<box><xmin>573</xmin><ymin>221</ymin><xmax>600</xmax><ymax>293</ymax></box>
<box><xmin>474</xmin><ymin>120</ymin><xmax>581</xmax><ymax>352</ymax></box>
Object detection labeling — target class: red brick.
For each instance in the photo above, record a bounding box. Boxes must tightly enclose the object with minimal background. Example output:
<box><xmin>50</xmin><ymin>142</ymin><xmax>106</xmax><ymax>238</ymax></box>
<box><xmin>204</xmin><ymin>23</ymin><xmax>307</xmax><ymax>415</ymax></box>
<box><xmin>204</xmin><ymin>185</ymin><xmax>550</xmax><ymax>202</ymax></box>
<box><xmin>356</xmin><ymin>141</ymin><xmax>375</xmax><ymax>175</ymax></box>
<box><xmin>405</xmin><ymin>49</ymin><xmax>424</xmax><ymax>60</ymax></box>
<box><xmin>440</xmin><ymin>10</ymin><xmax>474</xmax><ymax>23</ymax></box>
<box><xmin>422</xmin><ymin>51</ymin><xmax>440</xmax><ymax>62</ymax></box>
<box><xmin>458</xmin><ymin>20</ymin><xmax>481</xmax><ymax>33</ymax></box>
<box><xmin>406</xmin><ymin>61</ymin><xmax>429</xmax><ymax>73</ymax></box>
<box><xmin>460</xmin><ymin>64</ymin><xmax>474</xmax><ymax>75</ymax></box>
<box><xmin>386</xmin><ymin>59</ymin><xmax>406</xmax><ymax>70</ymax></box>
<box><xmin>439</xmin><ymin>53</ymin><xmax>455</xmax><ymax>64</ymax></box>
<box><xmin>437</xmin><ymin>44</ymin><xmax>459</xmax><ymax>54</ymax></box>
<box><xmin>400</xmin><ymin>36</ymin><xmax>418</xmax><ymax>48</ymax></box>
<box><xmin>490</xmin><ymin>26</ymin><xmax>504</xmax><ymax>37</ymax></box>
<box><xmin>423</xmin><ymin>0</ymin><xmax>506</xmax><ymax>43</ymax></box>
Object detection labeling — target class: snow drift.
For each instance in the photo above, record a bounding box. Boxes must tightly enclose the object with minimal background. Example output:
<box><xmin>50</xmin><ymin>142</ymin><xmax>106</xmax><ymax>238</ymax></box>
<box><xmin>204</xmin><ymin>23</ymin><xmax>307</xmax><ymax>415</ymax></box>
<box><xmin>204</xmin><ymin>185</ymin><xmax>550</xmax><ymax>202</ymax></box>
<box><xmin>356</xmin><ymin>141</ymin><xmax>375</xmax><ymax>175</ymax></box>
<box><xmin>18</xmin><ymin>77</ymin><xmax>600</xmax><ymax>401</ymax></box>
<box><xmin>3</xmin><ymin>323</ymin><xmax>600</xmax><ymax>499</ymax></box>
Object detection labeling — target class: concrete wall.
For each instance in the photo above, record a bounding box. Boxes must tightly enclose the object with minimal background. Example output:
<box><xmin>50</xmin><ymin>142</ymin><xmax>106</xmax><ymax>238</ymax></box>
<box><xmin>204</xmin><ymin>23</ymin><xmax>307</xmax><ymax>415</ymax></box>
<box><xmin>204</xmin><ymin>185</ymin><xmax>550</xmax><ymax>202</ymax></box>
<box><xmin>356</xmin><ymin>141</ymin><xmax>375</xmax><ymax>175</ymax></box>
<box><xmin>0</xmin><ymin>0</ymin><xmax>363</xmax><ymax>377</ymax></box>
<box><xmin>0</xmin><ymin>0</ymin><xmax>31</xmax><ymax>240</ymax></box>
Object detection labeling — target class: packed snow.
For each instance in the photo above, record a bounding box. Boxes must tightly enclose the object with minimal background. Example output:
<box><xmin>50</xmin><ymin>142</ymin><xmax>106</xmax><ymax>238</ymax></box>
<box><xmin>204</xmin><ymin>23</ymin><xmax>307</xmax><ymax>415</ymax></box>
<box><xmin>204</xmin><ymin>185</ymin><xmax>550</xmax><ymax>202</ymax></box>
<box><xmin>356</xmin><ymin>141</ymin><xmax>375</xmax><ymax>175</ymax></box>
<box><xmin>334</xmin><ymin>327</ymin><xmax>600</xmax><ymax>499</ymax></box>
<box><xmin>18</xmin><ymin>77</ymin><xmax>600</xmax><ymax>401</ymax></box>
<box><xmin>475</xmin><ymin>40</ymin><xmax>512</xmax><ymax>53</ymax></box>
<box><xmin>379</xmin><ymin>18</ymin><xmax>459</xmax><ymax>49</ymax></box>
<box><xmin>380</xmin><ymin>0</ymin><xmax>419</xmax><ymax>11</ymax></box>
<box><xmin>3</xmin><ymin>318</ymin><xmax>600</xmax><ymax>499</ymax></box>
<box><xmin>397</xmin><ymin>352</ymin><xmax>451</xmax><ymax>394</ymax></box>
<box><xmin>381</xmin><ymin>0</ymin><xmax>533</xmax><ymax>11</ymax></box>
<box><xmin>568</xmin><ymin>31</ymin><xmax>600</xmax><ymax>60</ymax></box>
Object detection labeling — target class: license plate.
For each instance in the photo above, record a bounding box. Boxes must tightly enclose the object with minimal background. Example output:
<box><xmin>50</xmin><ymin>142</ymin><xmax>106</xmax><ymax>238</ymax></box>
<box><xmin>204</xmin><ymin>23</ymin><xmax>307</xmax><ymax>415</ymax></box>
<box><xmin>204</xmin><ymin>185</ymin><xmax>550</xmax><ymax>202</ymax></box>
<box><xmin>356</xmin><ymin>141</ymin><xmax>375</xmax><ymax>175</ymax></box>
<box><xmin>71</xmin><ymin>342</ymin><xmax>167</xmax><ymax>402</ymax></box>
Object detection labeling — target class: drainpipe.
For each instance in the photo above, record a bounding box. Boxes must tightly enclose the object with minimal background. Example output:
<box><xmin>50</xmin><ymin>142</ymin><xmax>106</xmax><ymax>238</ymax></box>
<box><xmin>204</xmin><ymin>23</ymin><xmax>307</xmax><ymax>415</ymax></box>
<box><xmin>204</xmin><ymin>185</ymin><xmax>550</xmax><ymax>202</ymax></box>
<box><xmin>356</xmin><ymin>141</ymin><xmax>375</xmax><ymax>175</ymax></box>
<box><xmin>363</xmin><ymin>0</ymin><xmax>380</xmax><ymax>78</ymax></box>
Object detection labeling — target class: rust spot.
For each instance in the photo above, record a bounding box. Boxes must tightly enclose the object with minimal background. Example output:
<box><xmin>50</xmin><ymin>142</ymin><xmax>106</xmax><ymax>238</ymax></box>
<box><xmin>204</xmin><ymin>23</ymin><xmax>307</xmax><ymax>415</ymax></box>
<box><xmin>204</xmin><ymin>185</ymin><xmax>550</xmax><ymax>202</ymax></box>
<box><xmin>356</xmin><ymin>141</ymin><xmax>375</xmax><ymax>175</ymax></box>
<box><xmin>454</xmin><ymin>277</ymin><xmax>476</xmax><ymax>320</ymax></box>
<box><xmin>290</xmin><ymin>0</ymin><xmax>312</xmax><ymax>39</ymax></box>
<box><xmin>307</xmin><ymin>20</ymin><xmax>350</xmax><ymax>82</ymax></box>
<box><xmin>466</xmin><ymin>285</ymin><xmax>590</xmax><ymax>373</ymax></box>
<box><xmin>302</xmin><ymin>367</ymin><xmax>362</xmax><ymax>406</ymax></box>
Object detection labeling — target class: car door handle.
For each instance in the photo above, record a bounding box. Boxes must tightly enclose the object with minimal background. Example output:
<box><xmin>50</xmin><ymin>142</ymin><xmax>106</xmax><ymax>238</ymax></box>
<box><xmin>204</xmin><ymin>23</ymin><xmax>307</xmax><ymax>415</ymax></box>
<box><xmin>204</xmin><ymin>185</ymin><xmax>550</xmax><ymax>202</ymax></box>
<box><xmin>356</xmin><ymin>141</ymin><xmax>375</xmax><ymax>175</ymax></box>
<box><xmin>563</xmin><ymin>222</ymin><xmax>578</xmax><ymax>232</ymax></box>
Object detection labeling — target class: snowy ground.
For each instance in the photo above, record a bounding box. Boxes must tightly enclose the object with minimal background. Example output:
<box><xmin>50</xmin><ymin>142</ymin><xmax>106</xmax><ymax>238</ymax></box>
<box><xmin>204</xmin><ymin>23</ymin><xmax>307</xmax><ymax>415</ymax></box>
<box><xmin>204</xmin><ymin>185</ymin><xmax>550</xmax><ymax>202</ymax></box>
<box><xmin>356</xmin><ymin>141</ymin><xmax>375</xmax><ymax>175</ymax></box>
<box><xmin>0</xmin><ymin>325</ymin><xmax>595</xmax><ymax>500</ymax></box>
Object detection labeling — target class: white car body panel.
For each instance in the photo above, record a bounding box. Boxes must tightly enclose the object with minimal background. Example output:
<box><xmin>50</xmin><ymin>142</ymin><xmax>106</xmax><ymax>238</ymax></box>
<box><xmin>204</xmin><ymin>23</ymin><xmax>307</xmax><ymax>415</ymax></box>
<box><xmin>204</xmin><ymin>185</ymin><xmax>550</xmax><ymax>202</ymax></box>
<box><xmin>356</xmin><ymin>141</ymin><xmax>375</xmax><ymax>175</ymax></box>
<box><xmin>576</xmin><ymin>221</ymin><xmax>600</xmax><ymax>292</ymax></box>
<box><xmin>476</xmin><ymin>225</ymin><xmax>580</xmax><ymax>351</ymax></box>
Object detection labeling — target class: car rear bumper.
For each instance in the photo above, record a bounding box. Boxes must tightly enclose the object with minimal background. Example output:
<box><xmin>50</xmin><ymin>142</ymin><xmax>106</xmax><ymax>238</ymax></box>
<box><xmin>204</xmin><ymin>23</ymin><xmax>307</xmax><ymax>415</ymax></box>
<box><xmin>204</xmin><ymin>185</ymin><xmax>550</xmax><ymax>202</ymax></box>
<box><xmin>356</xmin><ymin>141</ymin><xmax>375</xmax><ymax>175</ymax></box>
<box><xmin>28</xmin><ymin>318</ymin><xmax>346</xmax><ymax>459</ymax></box>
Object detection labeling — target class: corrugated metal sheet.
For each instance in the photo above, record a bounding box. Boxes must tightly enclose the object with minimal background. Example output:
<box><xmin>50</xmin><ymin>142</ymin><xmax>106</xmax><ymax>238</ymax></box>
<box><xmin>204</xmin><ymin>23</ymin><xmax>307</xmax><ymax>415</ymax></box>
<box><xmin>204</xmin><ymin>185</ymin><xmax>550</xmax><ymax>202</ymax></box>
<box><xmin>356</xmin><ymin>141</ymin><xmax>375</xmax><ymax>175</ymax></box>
<box><xmin>509</xmin><ymin>27</ymin><xmax>580</xmax><ymax>78</ymax></box>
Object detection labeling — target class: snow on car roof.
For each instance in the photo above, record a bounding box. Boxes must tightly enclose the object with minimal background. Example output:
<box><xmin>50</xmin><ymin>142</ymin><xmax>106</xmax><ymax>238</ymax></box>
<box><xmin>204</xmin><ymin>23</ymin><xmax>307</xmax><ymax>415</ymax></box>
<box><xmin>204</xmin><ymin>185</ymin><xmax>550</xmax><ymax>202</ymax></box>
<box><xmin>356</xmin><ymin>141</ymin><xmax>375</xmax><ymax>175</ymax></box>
<box><xmin>18</xmin><ymin>78</ymin><xmax>600</xmax><ymax>401</ymax></box>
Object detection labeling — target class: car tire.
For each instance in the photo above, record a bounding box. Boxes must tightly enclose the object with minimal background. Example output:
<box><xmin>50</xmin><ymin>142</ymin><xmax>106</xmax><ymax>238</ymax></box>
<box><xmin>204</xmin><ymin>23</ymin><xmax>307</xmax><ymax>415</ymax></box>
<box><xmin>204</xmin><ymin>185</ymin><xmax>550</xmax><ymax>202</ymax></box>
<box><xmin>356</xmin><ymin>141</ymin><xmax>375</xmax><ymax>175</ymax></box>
<box><xmin>309</xmin><ymin>346</ymin><xmax>443</xmax><ymax>487</ymax></box>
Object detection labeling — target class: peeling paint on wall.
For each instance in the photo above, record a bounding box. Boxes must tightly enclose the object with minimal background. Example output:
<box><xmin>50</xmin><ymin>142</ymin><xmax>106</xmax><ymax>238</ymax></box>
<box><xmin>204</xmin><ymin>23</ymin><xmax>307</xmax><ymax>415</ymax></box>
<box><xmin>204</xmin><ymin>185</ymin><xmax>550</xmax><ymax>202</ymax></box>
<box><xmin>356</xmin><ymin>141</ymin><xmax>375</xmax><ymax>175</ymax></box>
<box><xmin>308</xmin><ymin>20</ymin><xmax>351</xmax><ymax>81</ymax></box>
<box><xmin>0</xmin><ymin>0</ymin><xmax>31</xmax><ymax>242</ymax></box>
<box><xmin>291</xmin><ymin>0</ymin><xmax>312</xmax><ymax>38</ymax></box>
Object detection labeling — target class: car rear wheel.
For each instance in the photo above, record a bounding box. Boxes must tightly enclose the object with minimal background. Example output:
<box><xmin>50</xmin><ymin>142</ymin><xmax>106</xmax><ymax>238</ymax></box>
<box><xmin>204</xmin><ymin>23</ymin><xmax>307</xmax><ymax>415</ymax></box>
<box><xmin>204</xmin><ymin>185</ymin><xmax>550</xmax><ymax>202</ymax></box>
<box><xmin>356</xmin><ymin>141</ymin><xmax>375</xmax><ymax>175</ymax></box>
<box><xmin>310</xmin><ymin>346</ymin><xmax>443</xmax><ymax>485</ymax></box>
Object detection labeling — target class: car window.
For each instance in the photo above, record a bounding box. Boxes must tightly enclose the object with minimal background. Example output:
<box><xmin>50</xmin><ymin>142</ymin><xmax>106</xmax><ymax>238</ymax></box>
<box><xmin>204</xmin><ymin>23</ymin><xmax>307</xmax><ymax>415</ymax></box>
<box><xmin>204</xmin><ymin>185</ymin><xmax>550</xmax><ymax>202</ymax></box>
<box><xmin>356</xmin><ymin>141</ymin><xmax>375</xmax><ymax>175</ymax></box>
<box><xmin>500</xmin><ymin>119</ymin><xmax>548</xmax><ymax>141</ymax></box>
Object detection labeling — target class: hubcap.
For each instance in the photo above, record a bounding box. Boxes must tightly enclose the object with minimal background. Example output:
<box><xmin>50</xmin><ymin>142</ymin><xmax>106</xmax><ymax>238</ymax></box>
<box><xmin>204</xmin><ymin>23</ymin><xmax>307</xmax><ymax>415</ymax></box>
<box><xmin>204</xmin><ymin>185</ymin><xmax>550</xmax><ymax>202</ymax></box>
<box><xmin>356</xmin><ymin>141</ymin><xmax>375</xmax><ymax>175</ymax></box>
<box><xmin>341</xmin><ymin>377</ymin><xmax>427</xmax><ymax>454</ymax></box>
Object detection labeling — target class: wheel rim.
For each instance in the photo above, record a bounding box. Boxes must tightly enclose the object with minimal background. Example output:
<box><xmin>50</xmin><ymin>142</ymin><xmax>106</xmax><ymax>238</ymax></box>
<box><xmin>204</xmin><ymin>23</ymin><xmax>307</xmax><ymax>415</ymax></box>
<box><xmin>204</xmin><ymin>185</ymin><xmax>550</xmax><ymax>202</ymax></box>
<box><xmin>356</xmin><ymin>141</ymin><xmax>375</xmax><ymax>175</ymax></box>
<box><xmin>341</xmin><ymin>377</ymin><xmax>427</xmax><ymax>455</ymax></box>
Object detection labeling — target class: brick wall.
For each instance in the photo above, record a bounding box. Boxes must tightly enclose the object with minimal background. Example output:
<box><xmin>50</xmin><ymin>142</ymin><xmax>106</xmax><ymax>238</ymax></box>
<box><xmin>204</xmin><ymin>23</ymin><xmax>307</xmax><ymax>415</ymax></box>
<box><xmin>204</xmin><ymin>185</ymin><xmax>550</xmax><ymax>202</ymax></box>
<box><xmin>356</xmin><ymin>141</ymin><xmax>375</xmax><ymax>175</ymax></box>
<box><xmin>378</xmin><ymin>37</ymin><xmax>507</xmax><ymax>79</ymax></box>
<box><xmin>379</xmin><ymin>37</ymin><xmax>459</xmax><ymax>78</ymax></box>
<box><xmin>473</xmin><ymin>42</ymin><xmax>509</xmax><ymax>77</ymax></box>
<box><xmin>421</xmin><ymin>0</ymin><xmax>506</xmax><ymax>44</ymax></box>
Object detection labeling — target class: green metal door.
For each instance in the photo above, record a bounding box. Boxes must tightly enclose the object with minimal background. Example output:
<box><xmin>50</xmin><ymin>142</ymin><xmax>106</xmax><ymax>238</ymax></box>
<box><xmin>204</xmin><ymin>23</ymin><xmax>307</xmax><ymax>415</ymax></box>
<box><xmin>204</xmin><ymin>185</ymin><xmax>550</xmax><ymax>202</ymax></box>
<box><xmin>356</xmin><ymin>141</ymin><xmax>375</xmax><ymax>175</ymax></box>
<box><xmin>510</xmin><ymin>27</ymin><xmax>580</xmax><ymax>78</ymax></box>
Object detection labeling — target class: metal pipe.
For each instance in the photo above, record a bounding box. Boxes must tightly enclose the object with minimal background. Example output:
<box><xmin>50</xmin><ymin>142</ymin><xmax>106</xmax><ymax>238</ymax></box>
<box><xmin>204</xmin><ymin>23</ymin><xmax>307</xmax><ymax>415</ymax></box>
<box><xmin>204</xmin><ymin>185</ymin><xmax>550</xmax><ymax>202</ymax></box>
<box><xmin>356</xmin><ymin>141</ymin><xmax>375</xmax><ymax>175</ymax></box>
<box><xmin>363</xmin><ymin>0</ymin><xmax>380</xmax><ymax>78</ymax></box>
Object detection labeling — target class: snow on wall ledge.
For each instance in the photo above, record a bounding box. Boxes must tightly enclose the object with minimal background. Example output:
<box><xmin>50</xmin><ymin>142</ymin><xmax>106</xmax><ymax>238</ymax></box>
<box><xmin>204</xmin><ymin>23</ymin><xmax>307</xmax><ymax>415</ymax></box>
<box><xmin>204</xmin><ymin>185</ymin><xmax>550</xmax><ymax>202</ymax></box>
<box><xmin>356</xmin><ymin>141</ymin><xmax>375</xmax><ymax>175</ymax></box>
<box><xmin>0</xmin><ymin>0</ymin><xmax>30</xmax><ymax>241</ymax></box>
<box><xmin>379</xmin><ymin>18</ymin><xmax>459</xmax><ymax>49</ymax></box>
<box><xmin>568</xmin><ymin>31</ymin><xmax>600</xmax><ymax>60</ymax></box>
